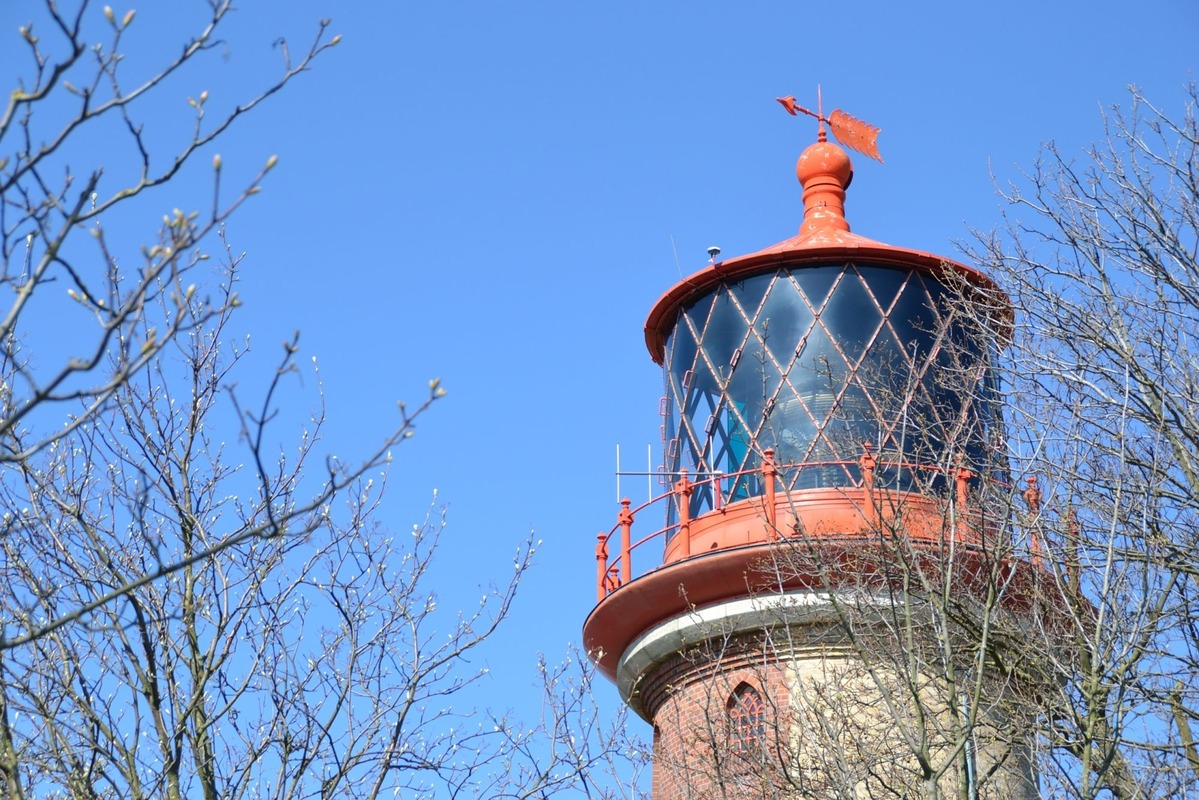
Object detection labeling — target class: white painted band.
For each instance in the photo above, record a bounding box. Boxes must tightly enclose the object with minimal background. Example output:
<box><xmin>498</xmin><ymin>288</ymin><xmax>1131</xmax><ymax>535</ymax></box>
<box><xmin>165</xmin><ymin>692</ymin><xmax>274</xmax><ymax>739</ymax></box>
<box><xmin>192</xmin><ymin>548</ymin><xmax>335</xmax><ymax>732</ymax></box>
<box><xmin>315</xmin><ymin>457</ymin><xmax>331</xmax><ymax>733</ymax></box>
<box><xmin>616</xmin><ymin>590</ymin><xmax>850</xmax><ymax>705</ymax></box>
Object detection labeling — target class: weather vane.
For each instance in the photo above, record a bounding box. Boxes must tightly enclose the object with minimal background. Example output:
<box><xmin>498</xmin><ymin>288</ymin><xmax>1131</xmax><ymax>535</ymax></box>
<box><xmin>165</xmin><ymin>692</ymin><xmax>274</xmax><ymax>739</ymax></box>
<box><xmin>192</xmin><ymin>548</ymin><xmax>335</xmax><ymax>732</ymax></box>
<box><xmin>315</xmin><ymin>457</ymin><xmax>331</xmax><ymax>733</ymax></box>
<box><xmin>776</xmin><ymin>87</ymin><xmax>883</xmax><ymax>163</ymax></box>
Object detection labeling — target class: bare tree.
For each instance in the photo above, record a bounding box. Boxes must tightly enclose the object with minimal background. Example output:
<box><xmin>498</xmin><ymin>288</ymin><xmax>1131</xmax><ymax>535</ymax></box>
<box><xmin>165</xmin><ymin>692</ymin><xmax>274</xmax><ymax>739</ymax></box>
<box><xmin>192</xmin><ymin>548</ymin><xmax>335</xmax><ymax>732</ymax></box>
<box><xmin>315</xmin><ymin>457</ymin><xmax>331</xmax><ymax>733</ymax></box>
<box><xmin>0</xmin><ymin>4</ymin><xmax>644</xmax><ymax>798</ymax></box>
<box><xmin>0</xmin><ymin>0</ymin><xmax>363</xmax><ymax>640</ymax></box>
<box><xmin>965</xmin><ymin>80</ymin><xmax>1199</xmax><ymax>799</ymax></box>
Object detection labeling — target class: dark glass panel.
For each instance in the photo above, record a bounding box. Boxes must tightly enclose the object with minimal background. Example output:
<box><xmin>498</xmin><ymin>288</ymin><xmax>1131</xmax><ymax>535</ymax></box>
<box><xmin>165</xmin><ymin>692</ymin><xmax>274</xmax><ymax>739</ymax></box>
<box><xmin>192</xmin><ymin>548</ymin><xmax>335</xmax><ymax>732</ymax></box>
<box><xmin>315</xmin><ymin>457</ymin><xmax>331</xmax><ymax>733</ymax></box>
<box><xmin>681</xmin><ymin>292</ymin><xmax>715</xmax><ymax>331</ymax></box>
<box><xmin>790</xmin><ymin>267</ymin><xmax>839</xmax><ymax>310</ymax></box>
<box><xmin>821</xmin><ymin>270</ymin><xmax>880</xmax><ymax>365</ymax></box>
<box><xmin>886</xmin><ymin>277</ymin><xmax>940</xmax><ymax>362</ymax></box>
<box><xmin>696</xmin><ymin>290</ymin><xmax>747</xmax><ymax>378</ymax></box>
<box><xmin>855</xmin><ymin>265</ymin><xmax>907</xmax><ymax>313</ymax></box>
<box><xmin>791</xmin><ymin>316</ymin><xmax>839</xmax><ymax>387</ymax></box>
<box><xmin>725</xmin><ymin>334</ymin><xmax>773</xmax><ymax>421</ymax></box>
<box><xmin>755</xmin><ymin>276</ymin><xmax>810</xmax><ymax>370</ymax></box>
<box><xmin>728</xmin><ymin>272</ymin><xmax>775</xmax><ymax>327</ymax></box>
<box><xmin>665</xmin><ymin>320</ymin><xmax>698</xmax><ymax>391</ymax></box>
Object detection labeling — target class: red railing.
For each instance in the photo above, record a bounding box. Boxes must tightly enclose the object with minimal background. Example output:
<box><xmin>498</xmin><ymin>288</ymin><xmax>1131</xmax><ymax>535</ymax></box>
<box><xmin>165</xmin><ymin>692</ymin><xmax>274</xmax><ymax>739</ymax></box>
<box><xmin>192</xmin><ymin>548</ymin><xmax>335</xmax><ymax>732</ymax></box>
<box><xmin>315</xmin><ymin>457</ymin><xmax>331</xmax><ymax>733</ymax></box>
<box><xmin>594</xmin><ymin>445</ymin><xmax>988</xmax><ymax>602</ymax></box>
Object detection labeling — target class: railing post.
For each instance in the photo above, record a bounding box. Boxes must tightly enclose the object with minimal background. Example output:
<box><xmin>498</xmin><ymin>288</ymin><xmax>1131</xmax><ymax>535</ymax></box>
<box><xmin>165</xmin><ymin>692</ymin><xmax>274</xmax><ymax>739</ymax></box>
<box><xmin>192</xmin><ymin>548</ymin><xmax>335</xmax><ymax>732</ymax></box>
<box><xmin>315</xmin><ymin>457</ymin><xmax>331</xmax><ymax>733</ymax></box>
<box><xmin>1021</xmin><ymin>475</ymin><xmax>1041</xmax><ymax>514</ymax></box>
<box><xmin>618</xmin><ymin>498</ymin><xmax>634</xmax><ymax>585</ymax></box>
<box><xmin>595</xmin><ymin>533</ymin><xmax>608</xmax><ymax>602</ymax></box>
<box><xmin>762</xmin><ymin>448</ymin><xmax>778</xmax><ymax>537</ymax></box>
<box><xmin>954</xmin><ymin>454</ymin><xmax>973</xmax><ymax>541</ymax></box>
<box><xmin>713</xmin><ymin>470</ymin><xmax>723</xmax><ymax>512</ymax></box>
<box><xmin>1022</xmin><ymin>476</ymin><xmax>1043</xmax><ymax>567</ymax></box>
<box><xmin>675</xmin><ymin>469</ymin><xmax>693</xmax><ymax>558</ymax></box>
<box><xmin>859</xmin><ymin>441</ymin><xmax>876</xmax><ymax>488</ymax></box>
<box><xmin>859</xmin><ymin>441</ymin><xmax>876</xmax><ymax>526</ymax></box>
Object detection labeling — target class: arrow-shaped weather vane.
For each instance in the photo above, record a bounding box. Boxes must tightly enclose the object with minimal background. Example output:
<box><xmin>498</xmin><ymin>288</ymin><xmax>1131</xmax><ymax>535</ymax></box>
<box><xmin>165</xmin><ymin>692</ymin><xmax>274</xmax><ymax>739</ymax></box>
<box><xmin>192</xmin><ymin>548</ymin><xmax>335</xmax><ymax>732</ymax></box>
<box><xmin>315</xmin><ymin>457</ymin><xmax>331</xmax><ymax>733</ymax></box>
<box><xmin>776</xmin><ymin>89</ymin><xmax>884</xmax><ymax>163</ymax></box>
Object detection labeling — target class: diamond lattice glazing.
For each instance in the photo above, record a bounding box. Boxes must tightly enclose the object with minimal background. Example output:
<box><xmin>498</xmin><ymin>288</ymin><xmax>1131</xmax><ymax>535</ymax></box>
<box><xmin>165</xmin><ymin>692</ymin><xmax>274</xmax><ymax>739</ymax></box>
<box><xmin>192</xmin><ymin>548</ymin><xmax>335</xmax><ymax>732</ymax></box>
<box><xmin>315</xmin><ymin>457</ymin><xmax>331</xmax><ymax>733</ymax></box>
<box><xmin>661</xmin><ymin>262</ymin><xmax>1005</xmax><ymax>522</ymax></box>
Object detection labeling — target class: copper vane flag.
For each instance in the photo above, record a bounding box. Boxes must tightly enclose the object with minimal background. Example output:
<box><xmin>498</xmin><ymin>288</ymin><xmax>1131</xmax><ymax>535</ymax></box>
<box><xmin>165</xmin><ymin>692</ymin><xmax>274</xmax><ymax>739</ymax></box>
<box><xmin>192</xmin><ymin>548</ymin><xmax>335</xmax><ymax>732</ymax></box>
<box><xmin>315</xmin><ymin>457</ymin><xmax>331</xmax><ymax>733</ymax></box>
<box><xmin>776</xmin><ymin>95</ymin><xmax>884</xmax><ymax>162</ymax></box>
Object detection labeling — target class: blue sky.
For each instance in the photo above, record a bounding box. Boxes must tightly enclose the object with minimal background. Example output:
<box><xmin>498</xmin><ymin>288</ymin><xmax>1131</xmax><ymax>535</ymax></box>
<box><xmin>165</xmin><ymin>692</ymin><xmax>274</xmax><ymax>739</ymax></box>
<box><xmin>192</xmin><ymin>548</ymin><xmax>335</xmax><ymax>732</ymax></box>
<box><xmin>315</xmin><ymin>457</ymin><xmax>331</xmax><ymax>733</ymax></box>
<box><xmin>4</xmin><ymin>0</ymin><xmax>1196</xmax><ymax>773</ymax></box>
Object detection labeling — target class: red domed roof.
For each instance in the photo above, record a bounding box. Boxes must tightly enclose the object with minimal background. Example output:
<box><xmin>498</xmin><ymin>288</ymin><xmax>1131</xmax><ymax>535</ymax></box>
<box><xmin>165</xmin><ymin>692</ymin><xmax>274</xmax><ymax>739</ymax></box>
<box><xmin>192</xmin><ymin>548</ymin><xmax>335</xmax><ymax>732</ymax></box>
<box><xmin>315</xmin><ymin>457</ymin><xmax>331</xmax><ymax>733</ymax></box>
<box><xmin>643</xmin><ymin>140</ymin><xmax>1004</xmax><ymax>364</ymax></box>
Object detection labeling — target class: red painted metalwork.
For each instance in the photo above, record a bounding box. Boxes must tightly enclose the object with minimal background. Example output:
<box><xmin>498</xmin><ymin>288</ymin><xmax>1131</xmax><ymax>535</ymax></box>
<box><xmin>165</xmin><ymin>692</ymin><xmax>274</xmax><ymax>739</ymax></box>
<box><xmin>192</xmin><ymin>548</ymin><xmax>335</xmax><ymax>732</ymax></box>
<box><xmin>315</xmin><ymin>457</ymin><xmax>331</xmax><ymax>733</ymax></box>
<box><xmin>828</xmin><ymin>109</ymin><xmax>883</xmax><ymax>162</ymax></box>
<box><xmin>673</xmin><ymin>471</ymin><xmax>693</xmax><ymax>558</ymax></box>
<box><xmin>1022</xmin><ymin>475</ymin><xmax>1042</xmax><ymax>513</ymax></box>
<box><xmin>618</xmin><ymin>498</ymin><xmax>634</xmax><ymax>586</ymax></box>
<box><xmin>859</xmin><ymin>441</ymin><xmax>877</xmax><ymax>527</ymax></box>
<box><xmin>590</xmin><ymin>449</ymin><xmax>1019</xmax><ymax>601</ymax></box>
<box><xmin>859</xmin><ymin>442</ymin><xmax>876</xmax><ymax>488</ymax></box>
<box><xmin>796</xmin><ymin>140</ymin><xmax>852</xmax><ymax>238</ymax></box>
<box><xmin>1022</xmin><ymin>475</ymin><xmax>1044</xmax><ymax>565</ymax></box>
<box><xmin>955</xmin><ymin>459</ymin><xmax>974</xmax><ymax>540</ymax></box>
<box><xmin>642</xmin><ymin>140</ymin><xmax>1011</xmax><ymax>364</ymax></box>
<box><xmin>583</xmin><ymin>533</ymin><xmax>1043</xmax><ymax>683</ymax></box>
<box><xmin>762</xmin><ymin>448</ymin><xmax>778</xmax><ymax>537</ymax></box>
<box><xmin>595</xmin><ymin>533</ymin><xmax>608</xmax><ymax>603</ymax></box>
<box><xmin>776</xmin><ymin>95</ymin><xmax>801</xmax><ymax>116</ymax></box>
<box><xmin>775</xmin><ymin>94</ymin><xmax>883</xmax><ymax>162</ymax></box>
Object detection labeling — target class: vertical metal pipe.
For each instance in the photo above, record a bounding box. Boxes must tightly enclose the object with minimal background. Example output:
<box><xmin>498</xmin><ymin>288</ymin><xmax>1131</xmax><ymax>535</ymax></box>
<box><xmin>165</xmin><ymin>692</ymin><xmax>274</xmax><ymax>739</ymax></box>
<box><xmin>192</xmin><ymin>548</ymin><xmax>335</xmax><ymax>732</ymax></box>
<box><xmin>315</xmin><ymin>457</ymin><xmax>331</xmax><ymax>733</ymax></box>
<box><xmin>675</xmin><ymin>470</ymin><xmax>693</xmax><ymax>558</ymax></box>
<box><xmin>860</xmin><ymin>441</ymin><xmax>877</xmax><ymax>527</ymax></box>
<box><xmin>595</xmin><ymin>533</ymin><xmax>608</xmax><ymax>601</ymax></box>
<box><xmin>618</xmin><ymin>498</ymin><xmax>634</xmax><ymax>585</ymax></box>
<box><xmin>763</xmin><ymin>448</ymin><xmax>778</xmax><ymax>537</ymax></box>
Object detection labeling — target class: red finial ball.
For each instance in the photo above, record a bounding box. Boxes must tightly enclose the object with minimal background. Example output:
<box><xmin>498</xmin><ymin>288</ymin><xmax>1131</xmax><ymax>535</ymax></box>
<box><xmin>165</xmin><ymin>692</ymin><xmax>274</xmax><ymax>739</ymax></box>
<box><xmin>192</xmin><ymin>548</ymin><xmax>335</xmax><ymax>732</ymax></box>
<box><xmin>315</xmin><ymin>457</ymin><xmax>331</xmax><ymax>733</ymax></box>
<box><xmin>795</xmin><ymin>141</ymin><xmax>853</xmax><ymax>237</ymax></box>
<box><xmin>796</xmin><ymin>141</ymin><xmax>853</xmax><ymax>188</ymax></box>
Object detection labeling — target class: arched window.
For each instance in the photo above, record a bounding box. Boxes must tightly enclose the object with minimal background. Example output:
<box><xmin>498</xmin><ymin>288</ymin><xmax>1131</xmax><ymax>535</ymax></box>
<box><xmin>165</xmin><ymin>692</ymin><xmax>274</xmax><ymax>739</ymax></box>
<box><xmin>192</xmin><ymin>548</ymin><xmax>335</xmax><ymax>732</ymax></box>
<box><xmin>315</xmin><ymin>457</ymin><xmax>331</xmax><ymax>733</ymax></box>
<box><xmin>726</xmin><ymin>682</ymin><xmax>766</xmax><ymax>758</ymax></box>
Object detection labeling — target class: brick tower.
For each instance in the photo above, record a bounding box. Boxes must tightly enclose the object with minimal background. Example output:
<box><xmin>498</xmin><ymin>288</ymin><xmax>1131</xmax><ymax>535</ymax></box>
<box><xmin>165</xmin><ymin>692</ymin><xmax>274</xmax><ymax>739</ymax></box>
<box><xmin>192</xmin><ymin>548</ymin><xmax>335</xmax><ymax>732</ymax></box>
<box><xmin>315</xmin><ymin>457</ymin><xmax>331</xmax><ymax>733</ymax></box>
<box><xmin>584</xmin><ymin>105</ymin><xmax>1041</xmax><ymax>798</ymax></box>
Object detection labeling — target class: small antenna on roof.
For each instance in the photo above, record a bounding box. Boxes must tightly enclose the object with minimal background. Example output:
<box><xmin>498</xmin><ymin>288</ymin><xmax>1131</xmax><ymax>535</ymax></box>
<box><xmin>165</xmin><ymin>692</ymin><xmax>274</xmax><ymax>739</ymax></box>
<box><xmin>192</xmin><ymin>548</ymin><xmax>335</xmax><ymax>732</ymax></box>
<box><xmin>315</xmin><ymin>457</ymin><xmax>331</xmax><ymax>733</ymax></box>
<box><xmin>669</xmin><ymin>233</ymin><xmax>684</xmax><ymax>279</ymax></box>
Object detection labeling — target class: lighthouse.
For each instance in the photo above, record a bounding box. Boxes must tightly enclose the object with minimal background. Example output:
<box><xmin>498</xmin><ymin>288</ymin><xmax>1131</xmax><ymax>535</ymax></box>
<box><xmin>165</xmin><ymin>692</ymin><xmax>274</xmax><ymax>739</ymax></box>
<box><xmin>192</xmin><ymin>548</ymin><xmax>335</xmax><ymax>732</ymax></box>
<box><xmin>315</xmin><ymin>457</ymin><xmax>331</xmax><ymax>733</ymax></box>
<box><xmin>584</xmin><ymin>102</ymin><xmax>1041</xmax><ymax>799</ymax></box>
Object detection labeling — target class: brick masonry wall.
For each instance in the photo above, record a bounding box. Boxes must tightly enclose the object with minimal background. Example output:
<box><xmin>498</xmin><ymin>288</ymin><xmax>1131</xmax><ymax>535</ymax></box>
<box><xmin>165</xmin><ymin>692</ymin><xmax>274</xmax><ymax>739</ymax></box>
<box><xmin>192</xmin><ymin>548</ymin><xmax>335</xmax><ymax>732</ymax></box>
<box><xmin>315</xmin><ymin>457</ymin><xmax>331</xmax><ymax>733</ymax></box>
<box><xmin>637</xmin><ymin>627</ymin><xmax>1039</xmax><ymax>799</ymax></box>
